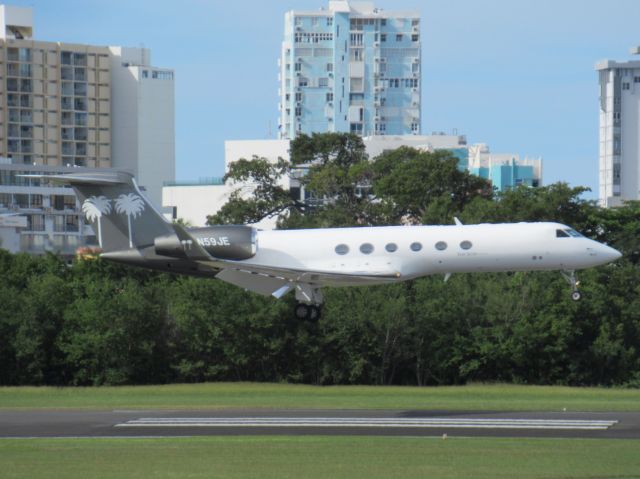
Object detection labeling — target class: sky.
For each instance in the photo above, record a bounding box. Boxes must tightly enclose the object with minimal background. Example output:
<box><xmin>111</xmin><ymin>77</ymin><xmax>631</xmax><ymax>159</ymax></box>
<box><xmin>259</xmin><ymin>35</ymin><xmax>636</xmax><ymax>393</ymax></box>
<box><xmin>9</xmin><ymin>0</ymin><xmax>640</xmax><ymax>197</ymax></box>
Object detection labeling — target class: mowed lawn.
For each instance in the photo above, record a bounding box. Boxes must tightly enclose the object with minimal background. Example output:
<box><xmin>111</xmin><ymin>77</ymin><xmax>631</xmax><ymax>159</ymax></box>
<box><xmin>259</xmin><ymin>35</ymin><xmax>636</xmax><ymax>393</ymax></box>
<box><xmin>1</xmin><ymin>382</ymin><xmax>640</xmax><ymax>411</ymax></box>
<box><xmin>1</xmin><ymin>436</ymin><xmax>639</xmax><ymax>479</ymax></box>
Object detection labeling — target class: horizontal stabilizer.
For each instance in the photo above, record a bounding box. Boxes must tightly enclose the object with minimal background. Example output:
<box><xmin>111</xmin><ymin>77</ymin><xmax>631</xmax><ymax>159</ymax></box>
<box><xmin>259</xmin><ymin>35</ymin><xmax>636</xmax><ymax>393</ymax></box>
<box><xmin>19</xmin><ymin>171</ymin><xmax>130</xmax><ymax>185</ymax></box>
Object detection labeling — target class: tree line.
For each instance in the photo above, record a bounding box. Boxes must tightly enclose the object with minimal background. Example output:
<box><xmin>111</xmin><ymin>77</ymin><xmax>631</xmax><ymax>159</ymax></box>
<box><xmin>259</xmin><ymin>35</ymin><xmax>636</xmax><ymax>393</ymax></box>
<box><xmin>2</xmin><ymin>133</ymin><xmax>639</xmax><ymax>387</ymax></box>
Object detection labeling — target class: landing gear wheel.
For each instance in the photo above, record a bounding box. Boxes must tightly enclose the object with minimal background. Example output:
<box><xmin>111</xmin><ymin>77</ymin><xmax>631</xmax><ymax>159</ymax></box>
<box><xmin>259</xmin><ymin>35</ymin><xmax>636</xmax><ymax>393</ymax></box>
<box><xmin>308</xmin><ymin>305</ymin><xmax>321</xmax><ymax>322</ymax></box>
<box><xmin>293</xmin><ymin>303</ymin><xmax>322</xmax><ymax>321</ymax></box>
<box><xmin>561</xmin><ymin>270</ymin><xmax>582</xmax><ymax>302</ymax></box>
<box><xmin>294</xmin><ymin>303</ymin><xmax>310</xmax><ymax>320</ymax></box>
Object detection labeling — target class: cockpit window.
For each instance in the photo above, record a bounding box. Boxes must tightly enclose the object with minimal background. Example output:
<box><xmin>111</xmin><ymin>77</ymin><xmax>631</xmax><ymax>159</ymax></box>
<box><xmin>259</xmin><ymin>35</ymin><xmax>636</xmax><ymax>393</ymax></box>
<box><xmin>556</xmin><ymin>228</ymin><xmax>583</xmax><ymax>238</ymax></box>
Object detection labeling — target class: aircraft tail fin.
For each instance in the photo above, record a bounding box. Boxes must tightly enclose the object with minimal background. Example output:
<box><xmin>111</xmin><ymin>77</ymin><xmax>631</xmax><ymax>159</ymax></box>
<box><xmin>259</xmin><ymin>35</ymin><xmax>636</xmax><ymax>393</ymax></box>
<box><xmin>28</xmin><ymin>171</ymin><xmax>173</xmax><ymax>252</ymax></box>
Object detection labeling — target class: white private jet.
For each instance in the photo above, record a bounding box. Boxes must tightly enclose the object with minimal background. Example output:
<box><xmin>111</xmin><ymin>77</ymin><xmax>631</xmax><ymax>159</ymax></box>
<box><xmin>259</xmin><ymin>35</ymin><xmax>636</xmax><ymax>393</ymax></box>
<box><xmin>36</xmin><ymin>172</ymin><xmax>622</xmax><ymax>320</ymax></box>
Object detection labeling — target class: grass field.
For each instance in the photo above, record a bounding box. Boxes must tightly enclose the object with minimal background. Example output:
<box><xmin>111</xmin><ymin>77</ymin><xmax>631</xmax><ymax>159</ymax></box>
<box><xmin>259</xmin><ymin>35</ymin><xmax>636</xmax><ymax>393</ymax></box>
<box><xmin>1</xmin><ymin>436</ymin><xmax>639</xmax><ymax>479</ymax></box>
<box><xmin>1</xmin><ymin>382</ymin><xmax>640</xmax><ymax>411</ymax></box>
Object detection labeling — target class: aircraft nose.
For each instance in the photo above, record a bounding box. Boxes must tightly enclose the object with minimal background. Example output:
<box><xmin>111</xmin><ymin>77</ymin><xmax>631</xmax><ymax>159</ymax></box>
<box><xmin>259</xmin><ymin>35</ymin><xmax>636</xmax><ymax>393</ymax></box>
<box><xmin>598</xmin><ymin>243</ymin><xmax>622</xmax><ymax>263</ymax></box>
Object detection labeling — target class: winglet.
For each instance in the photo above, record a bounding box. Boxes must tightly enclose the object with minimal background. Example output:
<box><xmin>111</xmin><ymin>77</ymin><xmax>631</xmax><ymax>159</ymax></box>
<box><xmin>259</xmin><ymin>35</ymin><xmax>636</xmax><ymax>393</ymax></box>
<box><xmin>454</xmin><ymin>217</ymin><xmax>463</xmax><ymax>226</ymax></box>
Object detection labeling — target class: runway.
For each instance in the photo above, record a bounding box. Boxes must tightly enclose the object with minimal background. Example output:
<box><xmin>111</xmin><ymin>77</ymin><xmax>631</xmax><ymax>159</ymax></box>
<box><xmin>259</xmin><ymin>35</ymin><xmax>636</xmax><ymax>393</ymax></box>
<box><xmin>1</xmin><ymin>409</ymin><xmax>638</xmax><ymax>439</ymax></box>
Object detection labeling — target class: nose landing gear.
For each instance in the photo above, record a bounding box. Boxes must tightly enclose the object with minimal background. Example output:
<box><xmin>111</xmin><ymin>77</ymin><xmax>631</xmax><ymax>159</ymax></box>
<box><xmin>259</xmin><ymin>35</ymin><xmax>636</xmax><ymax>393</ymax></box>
<box><xmin>562</xmin><ymin>270</ymin><xmax>581</xmax><ymax>301</ymax></box>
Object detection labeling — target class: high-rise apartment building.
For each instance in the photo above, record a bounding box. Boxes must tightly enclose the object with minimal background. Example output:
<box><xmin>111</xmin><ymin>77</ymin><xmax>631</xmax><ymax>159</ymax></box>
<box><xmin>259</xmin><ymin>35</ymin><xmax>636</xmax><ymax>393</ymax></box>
<box><xmin>279</xmin><ymin>0</ymin><xmax>421</xmax><ymax>139</ymax></box>
<box><xmin>0</xmin><ymin>5</ymin><xmax>174</xmax><ymax>254</ymax></box>
<box><xmin>597</xmin><ymin>47</ymin><xmax>640</xmax><ymax>207</ymax></box>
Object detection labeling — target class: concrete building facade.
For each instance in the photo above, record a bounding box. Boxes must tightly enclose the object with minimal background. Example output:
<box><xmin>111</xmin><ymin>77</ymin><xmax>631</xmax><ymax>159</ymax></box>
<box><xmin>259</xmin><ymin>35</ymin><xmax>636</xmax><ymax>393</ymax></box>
<box><xmin>468</xmin><ymin>144</ymin><xmax>542</xmax><ymax>191</ymax></box>
<box><xmin>279</xmin><ymin>0</ymin><xmax>421</xmax><ymax>140</ymax></box>
<box><xmin>597</xmin><ymin>47</ymin><xmax>640</xmax><ymax>207</ymax></box>
<box><xmin>0</xmin><ymin>5</ymin><xmax>174</xmax><ymax>254</ymax></box>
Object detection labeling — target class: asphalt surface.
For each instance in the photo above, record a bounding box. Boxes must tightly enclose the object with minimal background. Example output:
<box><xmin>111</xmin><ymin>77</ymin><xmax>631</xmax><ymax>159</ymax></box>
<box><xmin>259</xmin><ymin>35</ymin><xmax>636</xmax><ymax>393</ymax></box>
<box><xmin>1</xmin><ymin>409</ymin><xmax>639</xmax><ymax>439</ymax></box>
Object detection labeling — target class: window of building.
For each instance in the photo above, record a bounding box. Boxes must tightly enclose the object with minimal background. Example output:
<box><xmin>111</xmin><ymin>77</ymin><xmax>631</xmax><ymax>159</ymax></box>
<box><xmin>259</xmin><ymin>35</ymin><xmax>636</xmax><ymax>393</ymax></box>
<box><xmin>335</xmin><ymin>244</ymin><xmax>349</xmax><ymax>255</ymax></box>
<box><xmin>31</xmin><ymin>195</ymin><xmax>42</xmax><ymax>208</ymax></box>
<box><xmin>360</xmin><ymin>243</ymin><xmax>374</xmax><ymax>254</ymax></box>
<box><xmin>28</xmin><ymin>214</ymin><xmax>45</xmax><ymax>231</ymax></box>
<box><xmin>14</xmin><ymin>194</ymin><xmax>28</xmax><ymax>208</ymax></box>
<box><xmin>298</xmin><ymin>77</ymin><xmax>308</xmax><ymax>87</ymax></box>
<box><xmin>635</xmin><ymin>76</ymin><xmax>640</xmax><ymax>83</ymax></box>
<box><xmin>396</xmin><ymin>34</ymin><xmax>403</xmax><ymax>42</ymax></box>
<box><xmin>142</xmin><ymin>70</ymin><xmax>148</xmax><ymax>78</ymax></box>
<box><xmin>410</xmin><ymin>242</ymin><xmax>422</xmax><ymax>252</ymax></box>
<box><xmin>380</xmin><ymin>33</ymin><xmax>387</xmax><ymax>42</ymax></box>
<box><xmin>327</xmin><ymin>17</ymin><xmax>333</xmax><ymax>26</ymax></box>
<box><xmin>385</xmin><ymin>243</ymin><xmax>398</xmax><ymax>253</ymax></box>
<box><xmin>319</xmin><ymin>77</ymin><xmax>329</xmax><ymax>88</ymax></box>
<box><xmin>411</xmin><ymin>122</ymin><xmax>419</xmax><ymax>132</ymax></box>
<box><xmin>460</xmin><ymin>240</ymin><xmax>473</xmax><ymax>250</ymax></box>
<box><xmin>327</xmin><ymin>63</ymin><xmax>333</xmax><ymax>72</ymax></box>
<box><xmin>61</xmin><ymin>51</ymin><xmax>72</xmax><ymax>65</ymax></box>
<box><xmin>381</xmin><ymin>19</ymin><xmax>387</xmax><ymax>26</ymax></box>
<box><xmin>326</xmin><ymin>92</ymin><xmax>333</xmax><ymax>102</ymax></box>
<box><xmin>350</xmin><ymin>123</ymin><xmax>363</xmax><ymax>134</ymax></box>
<box><xmin>412</xmin><ymin>19</ymin><xmax>420</xmax><ymax>27</ymax></box>
<box><xmin>622</xmin><ymin>82</ymin><xmax>630</xmax><ymax>90</ymax></box>
<box><xmin>152</xmin><ymin>70</ymin><xmax>173</xmax><ymax>80</ymax></box>
<box><xmin>295</xmin><ymin>92</ymin><xmax>302</xmax><ymax>102</ymax></box>
<box><xmin>312</xmin><ymin>17</ymin><xmax>318</xmax><ymax>27</ymax></box>
<box><xmin>411</xmin><ymin>34</ymin><xmax>419</xmax><ymax>42</ymax></box>
<box><xmin>295</xmin><ymin>107</ymin><xmax>302</xmax><ymax>117</ymax></box>
<box><xmin>66</xmin><ymin>215</ymin><xmax>79</xmax><ymax>232</ymax></box>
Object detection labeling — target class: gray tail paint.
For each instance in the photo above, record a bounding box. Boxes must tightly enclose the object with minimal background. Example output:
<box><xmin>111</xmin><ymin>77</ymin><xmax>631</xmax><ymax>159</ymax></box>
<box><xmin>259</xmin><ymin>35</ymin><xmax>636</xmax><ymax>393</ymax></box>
<box><xmin>34</xmin><ymin>171</ymin><xmax>173</xmax><ymax>252</ymax></box>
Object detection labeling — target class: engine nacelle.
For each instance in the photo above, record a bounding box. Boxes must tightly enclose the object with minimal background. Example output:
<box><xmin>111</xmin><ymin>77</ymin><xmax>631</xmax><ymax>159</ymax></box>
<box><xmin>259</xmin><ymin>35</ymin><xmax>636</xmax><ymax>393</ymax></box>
<box><xmin>154</xmin><ymin>225</ymin><xmax>257</xmax><ymax>260</ymax></box>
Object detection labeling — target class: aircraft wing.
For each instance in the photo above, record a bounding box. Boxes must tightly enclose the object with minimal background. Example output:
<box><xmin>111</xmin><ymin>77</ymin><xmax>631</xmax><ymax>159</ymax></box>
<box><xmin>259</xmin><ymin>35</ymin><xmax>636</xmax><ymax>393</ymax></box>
<box><xmin>212</xmin><ymin>261</ymin><xmax>399</xmax><ymax>298</ymax></box>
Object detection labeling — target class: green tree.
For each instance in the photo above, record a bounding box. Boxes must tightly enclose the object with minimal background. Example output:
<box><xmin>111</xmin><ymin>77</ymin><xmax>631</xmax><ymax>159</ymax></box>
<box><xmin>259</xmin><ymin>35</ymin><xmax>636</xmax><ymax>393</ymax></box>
<box><xmin>371</xmin><ymin>148</ymin><xmax>492</xmax><ymax>224</ymax></box>
<box><xmin>207</xmin><ymin>156</ymin><xmax>299</xmax><ymax>225</ymax></box>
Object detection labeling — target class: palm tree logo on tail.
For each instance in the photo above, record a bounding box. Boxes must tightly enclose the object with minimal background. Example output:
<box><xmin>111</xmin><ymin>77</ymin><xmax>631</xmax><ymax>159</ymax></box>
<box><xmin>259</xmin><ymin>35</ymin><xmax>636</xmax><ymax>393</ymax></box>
<box><xmin>115</xmin><ymin>193</ymin><xmax>145</xmax><ymax>248</ymax></box>
<box><xmin>82</xmin><ymin>195</ymin><xmax>112</xmax><ymax>248</ymax></box>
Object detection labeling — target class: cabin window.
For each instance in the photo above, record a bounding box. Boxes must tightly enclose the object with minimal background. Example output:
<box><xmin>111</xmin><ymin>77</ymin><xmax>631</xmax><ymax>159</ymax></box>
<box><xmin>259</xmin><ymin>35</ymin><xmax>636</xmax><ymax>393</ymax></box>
<box><xmin>556</xmin><ymin>229</ymin><xmax>570</xmax><ymax>238</ymax></box>
<box><xmin>385</xmin><ymin>243</ymin><xmax>398</xmax><ymax>252</ymax></box>
<box><xmin>335</xmin><ymin>244</ymin><xmax>349</xmax><ymax>255</ymax></box>
<box><xmin>360</xmin><ymin>243</ymin><xmax>374</xmax><ymax>254</ymax></box>
<box><xmin>566</xmin><ymin>228</ymin><xmax>583</xmax><ymax>238</ymax></box>
<box><xmin>435</xmin><ymin>241</ymin><xmax>447</xmax><ymax>251</ymax></box>
<box><xmin>460</xmin><ymin>240</ymin><xmax>472</xmax><ymax>250</ymax></box>
<box><xmin>410</xmin><ymin>242</ymin><xmax>422</xmax><ymax>252</ymax></box>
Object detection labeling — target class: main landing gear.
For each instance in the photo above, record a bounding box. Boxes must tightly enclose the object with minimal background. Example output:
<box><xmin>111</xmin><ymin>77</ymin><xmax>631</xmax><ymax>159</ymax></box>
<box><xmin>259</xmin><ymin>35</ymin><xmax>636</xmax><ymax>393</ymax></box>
<box><xmin>561</xmin><ymin>270</ymin><xmax>582</xmax><ymax>301</ymax></box>
<box><xmin>294</xmin><ymin>303</ymin><xmax>322</xmax><ymax>322</ymax></box>
<box><xmin>294</xmin><ymin>283</ymin><xmax>323</xmax><ymax>321</ymax></box>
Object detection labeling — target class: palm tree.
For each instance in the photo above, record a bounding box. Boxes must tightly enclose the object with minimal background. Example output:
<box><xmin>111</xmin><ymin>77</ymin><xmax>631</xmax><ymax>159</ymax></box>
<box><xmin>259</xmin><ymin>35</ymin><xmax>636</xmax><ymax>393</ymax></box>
<box><xmin>115</xmin><ymin>193</ymin><xmax>145</xmax><ymax>248</ymax></box>
<box><xmin>82</xmin><ymin>195</ymin><xmax>111</xmax><ymax>248</ymax></box>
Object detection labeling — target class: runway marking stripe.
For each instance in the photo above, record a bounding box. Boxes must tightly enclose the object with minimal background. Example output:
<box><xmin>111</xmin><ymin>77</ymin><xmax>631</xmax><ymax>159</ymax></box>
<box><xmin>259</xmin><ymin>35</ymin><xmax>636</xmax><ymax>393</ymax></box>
<box><xmin>115</xmin><ymin>418</ymin><xmax>618</xmax><ymax>430</ymax></box>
